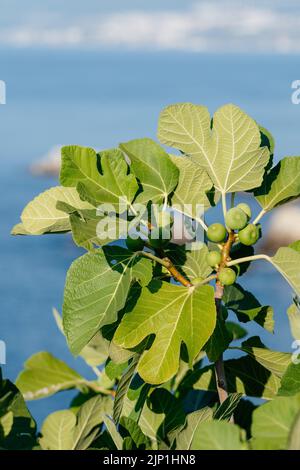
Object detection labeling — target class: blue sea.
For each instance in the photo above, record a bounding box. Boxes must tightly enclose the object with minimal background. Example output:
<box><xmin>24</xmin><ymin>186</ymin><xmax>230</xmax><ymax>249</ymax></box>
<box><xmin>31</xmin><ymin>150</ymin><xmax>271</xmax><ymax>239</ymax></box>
<box><xmin>1</xmin><ymin>49</ymin><xmax>300</xmax><ymax>424</ymax></box>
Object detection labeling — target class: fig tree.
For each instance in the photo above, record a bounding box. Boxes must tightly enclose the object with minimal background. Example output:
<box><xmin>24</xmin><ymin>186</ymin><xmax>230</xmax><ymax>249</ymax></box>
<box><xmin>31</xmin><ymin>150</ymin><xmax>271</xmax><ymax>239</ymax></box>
<box><xmin>206</xmin><ymin>250</ymin><xmax>222</xmax><ymax>267</ymax></box>
<box><xmin>218</xmin><ymin>267</ymin><xmax>237</xmax><ymax>286</ymax></box>
<box><xmin>225</xmin><ymin>207</ymin><xmax>248</xmax><ymax>230</ymax></box>
<box><xmin>238</xmin><ymin>223</ymin><xmax>259</xmax><ymax>246</ymax></box>
<box><xmin>236</xmin><ymin>203</ymin><xmax>252</xmax><ymax>220</ymax></box>
<box><xmin>207</xmin><ymin>223</ymin><xmax>227</xmax><ymax>243</ymax></box>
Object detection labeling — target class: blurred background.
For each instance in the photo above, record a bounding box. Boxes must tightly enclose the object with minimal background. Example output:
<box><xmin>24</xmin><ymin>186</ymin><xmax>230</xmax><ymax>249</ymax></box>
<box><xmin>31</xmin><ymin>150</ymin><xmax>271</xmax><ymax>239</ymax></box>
<box><xmin>1</xmin><ymin>0</ymin><xmax>300</xmax><ymax>423</ymax></box>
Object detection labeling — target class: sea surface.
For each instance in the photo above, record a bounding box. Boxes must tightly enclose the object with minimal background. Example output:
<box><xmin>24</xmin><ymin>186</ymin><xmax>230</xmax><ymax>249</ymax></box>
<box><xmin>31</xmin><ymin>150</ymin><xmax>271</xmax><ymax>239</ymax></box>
<box><xmin>1</xmin><ymin>49</ymin><xmax>300</xmax><ymax>424</ymax></box>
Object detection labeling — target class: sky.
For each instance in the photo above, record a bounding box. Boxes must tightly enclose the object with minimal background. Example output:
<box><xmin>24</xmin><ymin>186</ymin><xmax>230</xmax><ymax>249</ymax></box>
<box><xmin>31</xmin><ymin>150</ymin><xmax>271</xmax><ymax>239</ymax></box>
<box><xmin>1</xmin><ymin>0</ymin><xmax>300</xmax><ymax>53</ymax></box>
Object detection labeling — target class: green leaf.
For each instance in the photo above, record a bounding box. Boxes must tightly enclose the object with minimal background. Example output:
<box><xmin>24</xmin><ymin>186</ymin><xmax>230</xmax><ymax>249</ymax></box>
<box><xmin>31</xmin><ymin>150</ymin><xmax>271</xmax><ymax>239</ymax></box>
<box><xmin>15</xmin><ymin>352</ymin><xmax>85</xmax><ymax>400</ymax></box>
<box><xmin>236</xmin><ymin>338</ymin><xmax>291</xmax><ymax>378</ymax></box>
<box><xmin>269</xmin><ymin>247</ymin><xmax>300</xmax><ymax>296</ymax></box>
<box><xmin>69</xmin><ymin>212</ymin><xmax>127</xmax><ymax>251</ymax></box>
<box><xmin>225</xmin><ymin>321</ymin><xmax>247</xmax><ymax>340</ymax></box>
<box><xmin>104</xmin><ymin>417</ymin><xmax>123</xmax><ymax>450</ymax></box>
<box><xmin>144</xmin><ymin>389</ymin><xmax>186</xmax><ymax>443</ymax></box>
<box><xmin>192</xmin><ymin>356</ymin><xmax>280</xmax><ymax>399</ymax></box>
<box><xmin>287</xmin><ymin>301</ymin><xmax>300</xmax><ymax>340</ymax></box>
<box><xmin>158</xmin><ymin>103</ymin><xmax>269</xmax><ymax>193</ymax></box>
<box><xmin>290</xmin><ymin>240</ymin><xmax>300</xmax><ymax>253</ymax></box>
<box><xmin>120</xmin><ymin>138</ymin><xmax>179</xmax><ymax>204</ymax></box>
<box><xmin>205</xmin><ymin>315</ymin><xmax>232</xmax><ymax>363</ymax></box>
<box><xmin>119</xmin><ymin>417</ymin><xmax>152</xmax><ymax>450</ymax></box>
<box><xmin>175</xmin><ymin>407</ymin><xmax>213</xmax><ymax>450</ymax></box>
<box><xmin>113</xmin><ymin>355</ymin><xmax>139</xmax><ymax>424</ymax></box>
<box><xmin>0</xmin><ymin>411</ymin><xmax>13</xmax><ymax>438</ymax></box>
<box><xmin>223</xmin><ymin>284</ymin><xmax>274</xmax><ymax>333</ymax></box>
<box><xmin>53</xmin><ymin>308</ymin><xmax>110</xmax><ymax>367</ymax></box>
<box><xmin>40</xmin><ymin>410</ymin><xmax>76</xmax><ymax>450</ymax></box>
<box><xmin>252</xmin><ymin>393</ymin><xmax>300</xmax><ymax>450</ymax></box>
<box><xmin>72</xmin><ymin>395</ymin><xmax>112</xmax><ymax>450</ymax></box>
<box><xmin>259</xmin><ymin>125</ymin><xmax>275</xmax><ymax>162</ymax></box>
<box><xmin>279</xmin><ymin>363</ymin><xmax>300</xmax><ymax>396</ymax></box>
<box><xmin>60</xmin><ymin>146</ymin><xmax>138</xmax><ymax>209</ymax></box>
<box><xmin>20</xmin><ymin>186</ymin><xmax>92</xmax><ymax>235</ymax></box>
<box><xmin>288</xmin><ymin>410</ymin><xmax>300</xmax><ymax>450</ymax></box>
<box><xmin>213</xmin><ymin>393</ymin><xmax>242</xmax><ymax>421</ymax></box>
<box><xmin>170</xmin><ymin>155</ymin><xmax>217</xmax><ymax>215</ymax></box>
<box><xmin>0</xmin><ymin>378</ymin><xmax>36</xmax><ymax>449</ymax></box>
<box><xmin>190</xmin><ymin>420</ymin><xmax>243</xmax><ymax>450</ymax></box>
<box><xmin>114</xmin><ymin>281</ymin><xmax>216</xmax><ymax>384</ymax></box>
<box><xmin>255</xmin><ymin>157</ymin><xmax>300</xmax><ymax>212</ymax></box>
<box><xmin>10</xmin><ymin>223</ymin><xmax>30</xmax><ymax>235</ymax></box>
<box><xmin>63</xmin><ymin>247</ymin><xmax>152</xmax><ymax>355</ymax></box>
<box><xmin>166</xmin><ymin>245</ymin><xmax>212</xmax><ymax>282</ymax></box>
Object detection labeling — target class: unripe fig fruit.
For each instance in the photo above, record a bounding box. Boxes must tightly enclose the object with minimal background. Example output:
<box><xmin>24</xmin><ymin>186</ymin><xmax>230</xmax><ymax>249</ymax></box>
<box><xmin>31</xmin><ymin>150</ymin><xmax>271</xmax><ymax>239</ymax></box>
<box><xmin>236</xmin><ymin>203</ymin><xmax>252</xmax><ymax>220</ymax></box>
<box><xmin>206</xmin><ymin>250</ymin><xmax>222</xmax><ymax>267</ymax></box>
<box><xmin>207</xmin><ymin>223</ymin><xmax>227</xmax><ymax>243</ymax></box>
<box><xmin>238</xmin><ymin>223</ymin><xmax>259</xmax><ymax>246</ymax></box>
<box><xmin>218</xmin><ymin>268</ymin><xmax>237</xmax><ymax>286</ymax></box>
<box><xmin>225</xmin><ymin>207</ymin><xmax>248</xmax><ymax>230</ymax></box>
<box><xmin>126</xmin><ymin>236</ymin><xmax>145</xmax><ymax>252</ymax></box>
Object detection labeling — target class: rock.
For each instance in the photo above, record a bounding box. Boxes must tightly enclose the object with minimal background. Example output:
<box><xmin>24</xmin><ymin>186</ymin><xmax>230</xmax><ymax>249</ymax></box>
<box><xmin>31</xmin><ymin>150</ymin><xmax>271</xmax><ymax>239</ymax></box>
<box><xmin>30</xmin><ymin>145</ymin><xmax>62</xmax><ymax>176</ymax></box>
<box><xmin>262</xmin><ymin>202</ymin><xmax>300</xmax><ymax>252</ymax></box>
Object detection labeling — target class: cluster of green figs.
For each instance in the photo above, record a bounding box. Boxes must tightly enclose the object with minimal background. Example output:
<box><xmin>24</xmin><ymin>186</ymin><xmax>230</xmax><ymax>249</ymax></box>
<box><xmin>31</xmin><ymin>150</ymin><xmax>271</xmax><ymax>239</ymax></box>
<box><xmin>206</xmin><ymin>203</ymin><xmax>259</xmax><ymax>286</ymax></box>
<box><xmin>125</xmin><ymin>203</ymin><xmax>259</xmax><ymax>287</ymax></box>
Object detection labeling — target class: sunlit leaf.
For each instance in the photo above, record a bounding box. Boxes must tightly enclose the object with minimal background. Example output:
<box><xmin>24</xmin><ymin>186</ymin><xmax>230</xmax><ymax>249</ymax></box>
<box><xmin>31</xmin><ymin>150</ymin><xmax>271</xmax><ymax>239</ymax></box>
<box><xmin>120</xmin><ymin>138</ymin><xmax>179</xmax><ymax>204</ymax></box>
<box><xmin>114</xmin><ymin>281</ymin><xmax>216</xmax><ymax>384</ymax></box>
<box><xmin>60</xmin><ymin>146</ymin><xmax>138</xmax><ymax>209</ymax></box>
<box><xmin>63</xmin><ymin>247</ymin><xmax>152</xmax><ymax>355</ymax></box>
<box><xmin>20</xmin><ymin>186</ymin><xmax>92</xmax><ymax>235</ymax></box>
<box><xmin>158</xmin><ymin>103</ymin><xmax>269</xmax><ymax>193</ymax></box>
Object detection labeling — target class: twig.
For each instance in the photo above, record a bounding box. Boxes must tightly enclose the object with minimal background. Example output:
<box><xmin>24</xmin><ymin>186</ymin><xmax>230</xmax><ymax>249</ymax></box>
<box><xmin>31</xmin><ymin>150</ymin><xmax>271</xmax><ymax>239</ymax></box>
<box><xmin>214</xmin><ymin>282</ymin><xmax>229</xmax><ymax>404</ymax></box>
<box><xmin>213</xmin><ymin>230</ymin><xmax>235</xmax><ymax>407</ymax></box>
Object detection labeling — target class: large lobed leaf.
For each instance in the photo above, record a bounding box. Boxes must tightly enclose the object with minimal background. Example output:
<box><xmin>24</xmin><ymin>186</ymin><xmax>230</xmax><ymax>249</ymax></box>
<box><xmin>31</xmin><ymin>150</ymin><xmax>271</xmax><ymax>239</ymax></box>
<box><xmin>269</xmin><ymin>247</ymin><xmax>300</xmax><ymax>297</ymax></box>
<box><xmin>15</xmin><ymin>352</ymin><xmax>86</xmax><ymax>400</ymax></box>
<box><xmin>120</xmin><ymin>138</ymin><xmax>179</xmax><ymax>204</ymax></box>
<box><xmin>190</xmin><ymin>421</ymin><xmax>244</xmax><ymax>450</ymax></box>
<box><xmin>0</xmin><ymin>378</ymin><xmax>36</xmax><ymax>449</ymax></box>
<box><xmin>63</xmin><ymin>247</ymin><xmax>152</xmax><ymax>355</ymax></box>
<box><xmin>223</xmin><ymin>284</ymin><xmax>274</xmax><ymax>333</ymax></box>
<box><xmin>60</xmin><ymin>146</ymin><xmax>138</xmax><ymax>209</ymax></box>
<box><xmin>255</xmin><ymin>156</ymin><xmax>300</xmax><ymax>212</ymax></box>
<box><xmin>188</xmin><ymin>355</ymin><xmax>281</xmax><ymax>399</ymax></box>
<box><xmin>158</xmin><ymin>103</ymin><xmax>269</xmax><ymax>194</ymax></box>
<box><xmin>251</xmin><ymin>393</ymin><xmax>300</xmax><ymax>450</ymax></box>
<box><xmin>20</xmin><ymin>186</ymin><xmax>93</xmax><ymax>235</ymax></box>
<box><xmin>170</xmin><ymin>155</ymin><xmax>217</xmax><ymax>216</ymax></box>
<box><xmin>114</xmin><ymin>281</ymin><xmax>216</xmax><ymax>384</ymax></box>
<box><xmin>40</xmin><ymin>395</ymin><xmax>112</xmax><ymax>450</ymax></box>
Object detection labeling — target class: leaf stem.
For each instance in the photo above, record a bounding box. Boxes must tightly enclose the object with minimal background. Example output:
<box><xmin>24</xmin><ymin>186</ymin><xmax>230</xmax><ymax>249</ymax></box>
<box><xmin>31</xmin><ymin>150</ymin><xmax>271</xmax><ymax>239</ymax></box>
<box><xmin>213</xmin><ymin>230</ymin><xmax>235</xmax><ymax>409</ymax></box>
<box><xmin>194</xmin><ymin>215</ymin><xmax>208</xmax><ymax>232</ymax></box>
<box><xmin>136</xmin><ymin>250</ymin><xmax>169</xmax><ymax>267</ymax></box>
<box><xmin>253</xmin><ymin>208</ymin><xmax>267</xmax><ymax>225</ymax></box>
<box><xmin>226</xmin><ymin>253</ymin><xmax>270</xmax><ymax>267</ymax></box>
<box><xmin>194</xmin><ymin>274</ymin><xmax>217</xmax><ymax>287</ymax></box>
<box><xmin>222</xmin><ymin>192</ymin><xmax>228</xmax><ymax>219</ymax></box>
